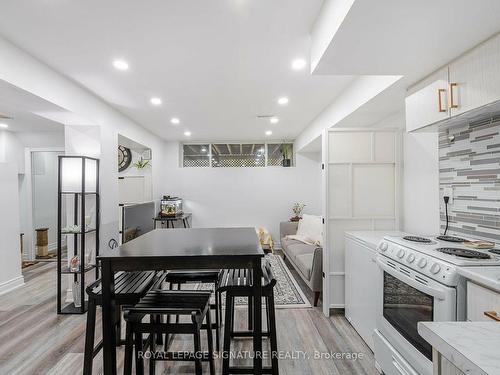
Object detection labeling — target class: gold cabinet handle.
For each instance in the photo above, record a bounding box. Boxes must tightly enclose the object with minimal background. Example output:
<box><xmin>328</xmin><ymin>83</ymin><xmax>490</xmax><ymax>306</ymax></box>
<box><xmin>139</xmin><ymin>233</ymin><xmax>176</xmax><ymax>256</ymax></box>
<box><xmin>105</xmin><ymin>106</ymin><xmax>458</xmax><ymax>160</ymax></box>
<box><xmin>449</xmin><ymin>83</ymin><xmax>458</xmax><ymax>109</ymax></box>
<box><xmin>437</xmin><ymin>89</ymin><xmax>447</xmax><ymax>112</ymax></box>
<box><xmin>484</xmin><ymin>311</ymin><xmax>500</xmax><ymax>321</ymax></box>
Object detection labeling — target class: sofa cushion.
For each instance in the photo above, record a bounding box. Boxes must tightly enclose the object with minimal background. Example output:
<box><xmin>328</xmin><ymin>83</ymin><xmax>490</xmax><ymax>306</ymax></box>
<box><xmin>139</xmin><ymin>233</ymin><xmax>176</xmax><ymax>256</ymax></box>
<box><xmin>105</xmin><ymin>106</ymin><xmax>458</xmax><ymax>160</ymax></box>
<box><xmin>282</xmin><ymin>239</ymin><xmax>315</xmax><ymax>261</ymax></box>
<box><xmin>295</xmin><ymin>253</ymin><xmax>313</xmax><ymax>280</ymax></box>
<box><xmin>297</xmin><ymin>214</ymin><xmax>323</xmax><ymax>246</ymax></box>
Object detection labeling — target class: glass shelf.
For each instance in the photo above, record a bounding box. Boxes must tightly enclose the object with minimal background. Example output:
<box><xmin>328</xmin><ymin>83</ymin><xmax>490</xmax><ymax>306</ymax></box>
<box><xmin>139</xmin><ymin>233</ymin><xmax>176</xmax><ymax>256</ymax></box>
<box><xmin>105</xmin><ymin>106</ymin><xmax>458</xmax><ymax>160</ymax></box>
<box><xmin>61</xmin><ymin>228</ymin><xmax>96</xmax><ymax>235</ymax></box>
<box><xmin>61</xmin><ymin>264</ymin><xmax>96</xmax><ymax>274</ymax></box>
<box><xmin>60</xmin><ymin>192</ymin><xmax>98</xmax><ymax>195</ymax></box>
<box><xmin>60</xmin><ymin>301</ymin><xmax>88</xmax><ymax>314</ymax></box>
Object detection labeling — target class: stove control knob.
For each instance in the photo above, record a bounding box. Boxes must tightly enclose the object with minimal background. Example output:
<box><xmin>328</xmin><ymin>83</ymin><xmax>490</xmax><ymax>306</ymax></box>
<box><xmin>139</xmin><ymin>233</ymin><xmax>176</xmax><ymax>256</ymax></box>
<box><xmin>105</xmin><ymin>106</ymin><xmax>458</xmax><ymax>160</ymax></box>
<box><xmin>407</xmin><ymin>253</ymin><xmax>416</xmax><ymax>263</ymax></box>
<box><xmin>418</xmin><ymin>258</ymin><xmax>427</xmax><ymax>268</ymax></box>
<box><xmin>397</xmin><ymin>248</ymin><xmax>405</xmax><ymax>258</ymax></box>
<box><xmin>430</xmin><ymin>263</ymin><xmax>441</xmax><ymax>274</ymax></box>
<box><xmin>379</xmin><ymin>242</ymin><xmax>388</xmax><ymax>252</ymax></box>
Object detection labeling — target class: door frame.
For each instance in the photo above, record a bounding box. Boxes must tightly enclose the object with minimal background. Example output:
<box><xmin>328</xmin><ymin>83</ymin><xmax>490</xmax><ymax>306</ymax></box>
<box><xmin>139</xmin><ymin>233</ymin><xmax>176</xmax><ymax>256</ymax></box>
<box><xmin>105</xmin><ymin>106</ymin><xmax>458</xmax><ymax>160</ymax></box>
<box><xmin>321</xmin><ymin>128</ymin><xmax>402</xmax><ymax>317</ymax></box>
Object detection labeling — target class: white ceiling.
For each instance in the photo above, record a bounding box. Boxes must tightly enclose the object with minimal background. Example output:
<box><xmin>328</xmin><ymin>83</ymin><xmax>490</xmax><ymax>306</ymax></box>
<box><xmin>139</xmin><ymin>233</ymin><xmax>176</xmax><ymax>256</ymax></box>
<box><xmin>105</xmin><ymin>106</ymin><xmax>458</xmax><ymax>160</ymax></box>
<box><xmin>314</xmin><ymin>0</ymin><xmax>500</xmax><ymax>81</ymax></box>
<box><xmin>0</xmin><ymin>80</ymin><xmax>65</xmax><ymax>132</ymax></box>
<box><xmin>0</xmin><ymin>0</ymin><xmax>355</xmax><ymax>141</ymax></box>
<box><xmin>311</xmin><ymin>0</ymin><xmax>500</xmax><ymax>132</ymax></box>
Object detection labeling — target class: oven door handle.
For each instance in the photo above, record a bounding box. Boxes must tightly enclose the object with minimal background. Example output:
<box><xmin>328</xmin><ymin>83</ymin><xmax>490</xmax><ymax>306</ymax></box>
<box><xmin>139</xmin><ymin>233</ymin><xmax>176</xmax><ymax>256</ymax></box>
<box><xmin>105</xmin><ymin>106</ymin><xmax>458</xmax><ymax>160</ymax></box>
<box><xmin>377</xmin><ymin>259</ymin><xmax>447</xmax><ymax>300</ymax></box>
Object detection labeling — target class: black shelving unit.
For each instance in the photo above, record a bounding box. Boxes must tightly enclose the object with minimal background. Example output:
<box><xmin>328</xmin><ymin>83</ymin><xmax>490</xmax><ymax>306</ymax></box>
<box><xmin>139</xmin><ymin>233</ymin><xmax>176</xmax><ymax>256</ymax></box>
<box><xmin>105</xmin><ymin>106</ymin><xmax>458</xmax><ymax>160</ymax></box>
<box><xmin>57</xmin><ymin>156</ymin><xmax>100</xmax><ymax>315</ymax></box>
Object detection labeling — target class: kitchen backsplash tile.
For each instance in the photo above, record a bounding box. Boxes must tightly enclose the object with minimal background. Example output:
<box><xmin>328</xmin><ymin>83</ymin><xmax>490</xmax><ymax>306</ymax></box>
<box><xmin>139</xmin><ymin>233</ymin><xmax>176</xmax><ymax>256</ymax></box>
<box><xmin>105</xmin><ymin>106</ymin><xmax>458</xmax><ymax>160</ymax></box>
<box><xmin>439</xmin><ymin>113</ymin><xmax>500</xmax><ymax>243</ymax></box>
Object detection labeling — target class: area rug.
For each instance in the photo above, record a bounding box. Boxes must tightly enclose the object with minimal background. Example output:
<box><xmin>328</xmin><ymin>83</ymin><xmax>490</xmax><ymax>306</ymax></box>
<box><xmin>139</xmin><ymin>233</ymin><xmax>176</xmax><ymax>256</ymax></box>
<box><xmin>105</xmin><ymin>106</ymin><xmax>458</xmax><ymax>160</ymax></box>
<box><xmin>195</xmin><ymin>253</ymin><xmax>311</xmax><ymax>309</ymax></box>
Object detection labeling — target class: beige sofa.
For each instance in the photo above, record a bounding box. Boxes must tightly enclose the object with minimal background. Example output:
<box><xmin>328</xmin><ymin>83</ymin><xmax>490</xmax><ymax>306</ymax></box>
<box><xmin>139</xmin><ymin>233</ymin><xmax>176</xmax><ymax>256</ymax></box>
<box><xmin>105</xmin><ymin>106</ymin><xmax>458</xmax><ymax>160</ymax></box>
<box><xmin>279</xmin><ymin>221</ymin><xmax>323</xmax><ymax>306</ymax></box>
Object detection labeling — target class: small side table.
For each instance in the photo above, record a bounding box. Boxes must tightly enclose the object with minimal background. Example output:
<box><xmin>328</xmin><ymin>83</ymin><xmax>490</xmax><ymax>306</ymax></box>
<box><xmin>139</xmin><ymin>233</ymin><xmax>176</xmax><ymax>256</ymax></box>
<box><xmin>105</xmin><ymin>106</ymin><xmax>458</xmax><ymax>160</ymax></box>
<box><xmin>153</xmin><ymin>212</ymin><xmax>192</xmax><ymax>229</ymax></box>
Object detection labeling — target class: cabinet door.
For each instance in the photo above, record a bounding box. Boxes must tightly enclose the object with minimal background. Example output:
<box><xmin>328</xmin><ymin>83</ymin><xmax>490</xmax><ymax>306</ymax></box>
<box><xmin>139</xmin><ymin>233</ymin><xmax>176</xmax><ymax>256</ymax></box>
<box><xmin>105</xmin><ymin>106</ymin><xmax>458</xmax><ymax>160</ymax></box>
<box><xmin>345</xmin><ymin>237</ymin><xmax>380</xmax><ymax>350</ymax></box>
<box><xmin>405</xmin><ymin>67</ymin><xmax>449</xmax><ymax>132</ymax></box>
<box><xmin>449</xmin><ymin>34</ymin><xmax>500</xmax><ymax>116</ymax></box>
<box><xmin>466</xmin><ymin>282</ymin><xmax>500</xmax><ymax>322</ymax></box>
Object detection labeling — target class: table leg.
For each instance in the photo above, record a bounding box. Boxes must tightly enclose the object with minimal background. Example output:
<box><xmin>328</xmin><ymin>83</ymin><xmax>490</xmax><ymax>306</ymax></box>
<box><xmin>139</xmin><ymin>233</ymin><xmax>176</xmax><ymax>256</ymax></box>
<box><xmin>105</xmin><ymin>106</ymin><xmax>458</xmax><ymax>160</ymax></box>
<box><xmin>253</xmin><ymin>258</ymin><xmax>263</xmax><ymax>375</ymax></box>
<box><xmin>182</xmin><ymin>219</ymin><xmax>187</xmax><ymax>228</ymax></box>
<box><xmin>101</xmin><ymin>259</ymin><xmax>117</xmax><ymax>375</ymax></box>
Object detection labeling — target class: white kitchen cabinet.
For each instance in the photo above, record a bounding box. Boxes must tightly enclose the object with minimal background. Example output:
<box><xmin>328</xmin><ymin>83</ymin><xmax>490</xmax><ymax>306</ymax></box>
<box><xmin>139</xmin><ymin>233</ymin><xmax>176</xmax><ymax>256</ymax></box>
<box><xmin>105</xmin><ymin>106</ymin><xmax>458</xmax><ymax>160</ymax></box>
<box><xmin>405</xmin><ymin>67</ymin><xmax>450</xmax><ymax>132</ymax></box>
<box><xmin>345</xmin><ymin>236</ymin><xmax>381</xmax><ymax>350</ymax></box>
<box><xmin>449</xmin><ymin>33</ymin><xmax>500</xmax><ymax>116</ymax></box>
<box><xmin>405</xmin><ymin>32</ymin><xmax>500</xmax><ymax>132</ymax></box>
<box><xmin>466</xmin><ymin>281</ymin><xmax>500</xmax><ymax>322</ymax></box>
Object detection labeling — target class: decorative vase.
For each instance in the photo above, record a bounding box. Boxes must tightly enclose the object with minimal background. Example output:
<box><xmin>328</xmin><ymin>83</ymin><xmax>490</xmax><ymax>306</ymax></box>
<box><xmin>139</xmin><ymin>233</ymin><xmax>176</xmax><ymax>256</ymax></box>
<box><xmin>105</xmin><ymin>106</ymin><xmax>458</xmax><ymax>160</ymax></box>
<box><xmin>282</xmin><ymin>159</ymin><xmax>291</xmax><ymax>167</ymax></box>
<box><xmin>69</xmin><ymin>255</ymin><xmax>80</xmax><ymax>272</ymax></box>
<box><xmin>72</xmin><ymin>282</ymin><xmax>81</xmax><ymax>308</ymax></box>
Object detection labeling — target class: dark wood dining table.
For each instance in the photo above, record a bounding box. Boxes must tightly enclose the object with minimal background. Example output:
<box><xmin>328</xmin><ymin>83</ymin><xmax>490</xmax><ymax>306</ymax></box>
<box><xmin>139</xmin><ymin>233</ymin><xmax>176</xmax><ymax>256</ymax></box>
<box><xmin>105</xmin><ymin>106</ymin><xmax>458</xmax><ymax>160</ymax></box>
<box><xmin>97</xmin><ymin>227</ymin><xmax>265</xmax><ymax>375</ymax></box>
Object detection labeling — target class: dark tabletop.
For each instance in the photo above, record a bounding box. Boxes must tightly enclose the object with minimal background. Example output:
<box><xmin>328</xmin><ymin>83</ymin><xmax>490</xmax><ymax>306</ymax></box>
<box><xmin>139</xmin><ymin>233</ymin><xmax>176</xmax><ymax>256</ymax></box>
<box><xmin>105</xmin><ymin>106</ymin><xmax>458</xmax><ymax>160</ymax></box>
<box><xmin>98</xmin><ymin>227</ymin><xmax>264</xmax><ymax>259</ymax></box>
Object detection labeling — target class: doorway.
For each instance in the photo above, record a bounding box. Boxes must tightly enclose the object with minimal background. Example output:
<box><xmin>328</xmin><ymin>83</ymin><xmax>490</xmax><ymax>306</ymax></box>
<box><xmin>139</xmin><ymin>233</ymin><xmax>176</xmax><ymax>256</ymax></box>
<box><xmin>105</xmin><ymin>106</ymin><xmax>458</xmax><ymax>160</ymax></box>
<box><xmin>31</xmin><ymin>150</ymin><xmax>65</xmax><ymax>260</ymax></box>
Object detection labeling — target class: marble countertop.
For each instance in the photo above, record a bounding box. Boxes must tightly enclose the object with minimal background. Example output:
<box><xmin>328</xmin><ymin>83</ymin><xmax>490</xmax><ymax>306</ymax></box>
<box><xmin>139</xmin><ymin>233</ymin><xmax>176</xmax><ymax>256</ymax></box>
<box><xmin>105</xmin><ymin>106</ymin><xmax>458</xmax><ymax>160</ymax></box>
<box><xmin>457</xmin><ymin>266</ymin><xmax>500</xmax><ymax>293</ymax></box>
<box><xmin>418</xmin><ymin>322</ymin><xmax>500</xmax><ymax>375</ymax></box>
<box><xmin>344</xmin><ymin>231</ymin><xmax>404</xmax><ymax>251</ymax></box>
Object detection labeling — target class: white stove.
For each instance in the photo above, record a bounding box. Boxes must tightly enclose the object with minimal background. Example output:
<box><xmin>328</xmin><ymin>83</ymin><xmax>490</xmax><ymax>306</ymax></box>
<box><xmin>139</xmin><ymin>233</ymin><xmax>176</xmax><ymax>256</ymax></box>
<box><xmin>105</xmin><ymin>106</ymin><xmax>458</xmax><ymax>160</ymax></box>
<box><xmin>378</xmin><ymin>235</ymin><xmax>500</xmax><ymax>286</ymax></box>
<box><xmin>374</xmin><ymin>234</ymin><xmax>500</xmax><ymax>375</ymax></box>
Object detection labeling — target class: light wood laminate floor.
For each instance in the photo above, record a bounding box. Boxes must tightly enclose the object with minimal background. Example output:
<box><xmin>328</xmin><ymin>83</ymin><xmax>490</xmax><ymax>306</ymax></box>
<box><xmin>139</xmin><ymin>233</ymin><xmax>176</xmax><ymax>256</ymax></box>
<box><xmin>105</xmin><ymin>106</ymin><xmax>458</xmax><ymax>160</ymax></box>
<box><xmin>0</xmin><ymin>254</ymin><xmax>378</xmax><ymax>375</ymax></box>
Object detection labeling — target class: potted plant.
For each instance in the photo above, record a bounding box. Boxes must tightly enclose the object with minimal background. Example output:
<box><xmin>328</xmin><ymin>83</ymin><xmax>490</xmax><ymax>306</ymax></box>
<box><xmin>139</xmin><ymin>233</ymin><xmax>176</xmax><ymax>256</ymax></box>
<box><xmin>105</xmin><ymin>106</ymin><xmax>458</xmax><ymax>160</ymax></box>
<box><xmin>133</xmin><ymin>157</ymin><xmax>150</xmax><ymax>170</ymax></box>
<box><xmin>280</xmin><ymin>143</ymin><xmax>292</xmax><ymax>167</ymax></box>
<box><xmin>290</xmin><ymin>202</ymin><xmax>306</xmax><ymax>222</ymax></box>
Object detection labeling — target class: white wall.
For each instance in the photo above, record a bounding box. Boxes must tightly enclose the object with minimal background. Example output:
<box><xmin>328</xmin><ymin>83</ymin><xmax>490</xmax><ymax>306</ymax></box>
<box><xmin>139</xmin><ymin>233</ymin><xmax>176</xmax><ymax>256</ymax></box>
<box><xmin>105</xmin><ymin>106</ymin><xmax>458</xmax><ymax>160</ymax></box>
<box><xmin>0</xmin><ymin>163</ymin><xmax>24</xmax><ymax>294</ymax></box>
<box><xmin>294</xmin><ymin>75</ymin><xmax>403</xmax><ymax>152</ymax></box>
<box><xmin>0</xmin><ymin>36</ymin><xmax>166</xmax><ymax>250</ymax></box>
<box><xmin>0</xmin><ymin>129</ymin><xmax>25</xmax><ymax>173</ymax></box>
<box><xmin>162</xmin><ymin>142</ymin><xmax>322</xmax><ymax>242</ymax></box>
<box><xmin>403</xmin><ymin>132</ymin><xmax>440</xmax><ymax>234</ymax></box>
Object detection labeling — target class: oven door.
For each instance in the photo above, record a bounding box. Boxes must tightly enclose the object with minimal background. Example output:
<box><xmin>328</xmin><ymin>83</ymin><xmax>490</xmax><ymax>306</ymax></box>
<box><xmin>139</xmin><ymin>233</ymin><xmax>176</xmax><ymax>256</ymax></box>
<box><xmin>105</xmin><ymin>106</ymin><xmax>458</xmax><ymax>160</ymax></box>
<box><xmin>376</xmin><ymin>257</ymin><xmax>456</xmax><ymax>374</ymax></box>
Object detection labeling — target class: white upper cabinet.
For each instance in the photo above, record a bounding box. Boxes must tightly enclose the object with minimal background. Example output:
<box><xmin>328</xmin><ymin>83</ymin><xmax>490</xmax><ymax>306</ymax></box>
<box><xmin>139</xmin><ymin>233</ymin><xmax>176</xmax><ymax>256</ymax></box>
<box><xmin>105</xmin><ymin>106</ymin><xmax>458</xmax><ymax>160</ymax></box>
<box><xmin>449</xmin><ymin>34</ymin><xmax>500</xmax><ymax>116</ymax></box>
<box><xmin>406</xmin><ymin>33</ymin><xmax>500</xmax><ymax>131</ymax></box>
<box><xmin>405</xmin><ymin>67</ymin><xmax>449</xmax><ymax>132</ymax></box>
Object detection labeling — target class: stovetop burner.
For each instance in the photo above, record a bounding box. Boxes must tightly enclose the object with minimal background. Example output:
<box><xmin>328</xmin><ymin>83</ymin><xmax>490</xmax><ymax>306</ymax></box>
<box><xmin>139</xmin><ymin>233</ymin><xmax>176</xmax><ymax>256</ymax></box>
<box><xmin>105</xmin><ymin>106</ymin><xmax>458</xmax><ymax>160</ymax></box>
<box><xmin>437</xmin><ymin>247</ymin><xmax>491</xmax><ymax>259</ymax></box>
<box><xmin>403</xmin><ymin>236</ymin><xmax>433</xmax><ymax>243</ymax></box>
<box><xmin>436</xmin><ymin>235</ymin><xmax>466</xmax><ymax>243</ymax></box>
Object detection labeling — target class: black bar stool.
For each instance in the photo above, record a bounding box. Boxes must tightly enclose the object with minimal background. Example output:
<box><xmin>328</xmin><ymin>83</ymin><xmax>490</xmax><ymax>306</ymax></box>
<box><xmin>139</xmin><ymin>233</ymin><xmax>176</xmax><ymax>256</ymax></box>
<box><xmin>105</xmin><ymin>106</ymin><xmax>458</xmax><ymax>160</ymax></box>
<box><xmin>218</xmin><ymin>260</ymin><xmax>279</xmax><ymax>375</ymax></box>
<box><xmin>83</xmin><ymin>270</ymin><xmax>164</xmax><ymax>375</ymax></box>
<box><xmin>123</xmin><ymin>290</ymin><xmax>215</xmax><ymax>375</ymax></box>
<box><xmin>163</xmin><ymin>270</ymin><xmax>222</xmax><ymax>350</ymax></box>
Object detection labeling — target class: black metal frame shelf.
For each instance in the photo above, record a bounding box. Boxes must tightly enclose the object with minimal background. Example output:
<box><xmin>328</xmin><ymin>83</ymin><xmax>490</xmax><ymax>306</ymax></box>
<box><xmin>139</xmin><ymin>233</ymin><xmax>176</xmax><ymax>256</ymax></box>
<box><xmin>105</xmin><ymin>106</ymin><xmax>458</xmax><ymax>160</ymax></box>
<box><xmin>57</xmin><ymin>156</ymin><xmax>100</xmax><ymax>315</ymax></box>
<box><xmin>60</xmin><ymin>301</ymin><xmax>89</xmax><ymax>315</ymax></box>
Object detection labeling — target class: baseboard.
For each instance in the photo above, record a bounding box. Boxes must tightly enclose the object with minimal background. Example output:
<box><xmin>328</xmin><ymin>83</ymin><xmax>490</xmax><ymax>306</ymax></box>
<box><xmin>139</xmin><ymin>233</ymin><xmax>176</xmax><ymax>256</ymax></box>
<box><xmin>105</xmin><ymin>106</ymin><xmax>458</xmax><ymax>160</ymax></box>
<box><xmin>0</xmin><ymin>276</ymin><xmax>25</xmax><ymax>296</ymax></box>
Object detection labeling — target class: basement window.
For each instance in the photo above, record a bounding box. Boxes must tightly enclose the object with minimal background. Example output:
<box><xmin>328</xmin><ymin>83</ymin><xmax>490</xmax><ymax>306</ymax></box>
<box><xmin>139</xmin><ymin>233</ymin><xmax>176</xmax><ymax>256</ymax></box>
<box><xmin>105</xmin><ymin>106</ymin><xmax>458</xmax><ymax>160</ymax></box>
<box><xmin>211</xmin><ymin>143</ymin><xmax>265</xmax><ymax>168</ymax></box>
<box><xmin>182</xmin><ymin>142</ymin><xmax>294</xmax><ymax>168</ymax></box>
<box><xmin>182</xmin><ymin>144</ymin><xmax>210</xmax><ymax>167</ymax></box>
<box><xmin>267</xmin><ymin>143</ymin><xmax>294</xmax><ymax>167</ymax></box>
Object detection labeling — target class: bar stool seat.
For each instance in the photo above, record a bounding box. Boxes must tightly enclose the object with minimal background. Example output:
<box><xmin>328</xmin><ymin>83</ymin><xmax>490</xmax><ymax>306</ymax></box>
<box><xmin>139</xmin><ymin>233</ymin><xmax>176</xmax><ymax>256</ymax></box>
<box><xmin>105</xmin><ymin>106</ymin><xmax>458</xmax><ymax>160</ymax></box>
<box><xmin>123</xmin><ymin>290</ymin><xmax>215</xmax><ymax>375</ymax></box>
<box><xmin>218</xmin><ymin>260</ymin><xmax>279</xmax><ymax>375</ymax></box>
<box><xmin>83</xmin><ymin>270</ymin><xmax>163</xmax><ymax>375</ymax></box>
<box><xmin>163</xmin><ymin>269</ymin><xmax>222</xmax><ymax>350</ymax></box>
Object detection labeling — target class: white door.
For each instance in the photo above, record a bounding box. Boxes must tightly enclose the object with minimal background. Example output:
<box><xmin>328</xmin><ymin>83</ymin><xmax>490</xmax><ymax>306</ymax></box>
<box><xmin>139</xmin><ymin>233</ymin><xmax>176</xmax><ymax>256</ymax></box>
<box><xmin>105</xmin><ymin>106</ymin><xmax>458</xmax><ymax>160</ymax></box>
<box><xmin>405</xmin><ymin>67</ymin><xmax>449</xmax><ymax>132</ymax></box>
<box><xmin>449</xmin><ymin>33</ymin><xmax>500</xmax><ymax>116</ymax></box>
<box><xmin>322</xmin><ymin>129</ymin><xmax>400</xmax><ymax>316</ymax></box>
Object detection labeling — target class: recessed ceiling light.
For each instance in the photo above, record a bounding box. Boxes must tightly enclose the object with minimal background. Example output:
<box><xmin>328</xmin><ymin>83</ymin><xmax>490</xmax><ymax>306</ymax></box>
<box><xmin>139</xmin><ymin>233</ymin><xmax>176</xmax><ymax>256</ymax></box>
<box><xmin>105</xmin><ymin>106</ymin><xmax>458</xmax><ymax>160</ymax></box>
<box><xmin>265</xmin><ymin>130</ymin><xmax>273</xmax><ymax>136</ymax></box>
<box><xmin>171</xmin><ymin>118</ymin><xmax>180</xmax><ymax>125</ymax></box>
<box><xmin>113</xmin><ymin>59</ymin><xmax>129</xmax><ymax>71</ymax></box>
<box><xmin>270</xmin><ymin>117</ymin><xmax>279</xmax><ymax>124</ymax></box>
<box><xmin>0</xmin><ymin>123</ymin><xmax>8</xmax><ymax>129</ymax></box>
<box><xmin>150</xmin><ymin>97</ymin><xmax>162</xmax><ymax>106</ymax></box>
<box><xmin>291</xmin><ymin>58</ymin><xmax>306</xmax><ymax>71</ymax></box>
<box><xmin>278</xmin><ymin>97</ymin><xmax>289</xmax><ymax>105</ymax></box>
<box><xmin>184</xmin><ymin>131</ymin><xmax>191</xmax><ymax>137</ymax></box>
